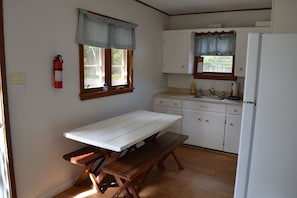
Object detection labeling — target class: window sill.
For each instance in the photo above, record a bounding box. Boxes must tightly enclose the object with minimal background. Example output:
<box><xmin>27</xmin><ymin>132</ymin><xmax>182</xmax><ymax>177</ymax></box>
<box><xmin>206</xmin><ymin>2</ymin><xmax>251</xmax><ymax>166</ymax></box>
<box><xmin>80</xmin><ymin>87</ymin><xmax>134</xmax><ymax>100</ymax></box>
<box><xmin>194</xmin><ymin>73</ymin><xmax>237</xmax><ymax>81</ymax></box>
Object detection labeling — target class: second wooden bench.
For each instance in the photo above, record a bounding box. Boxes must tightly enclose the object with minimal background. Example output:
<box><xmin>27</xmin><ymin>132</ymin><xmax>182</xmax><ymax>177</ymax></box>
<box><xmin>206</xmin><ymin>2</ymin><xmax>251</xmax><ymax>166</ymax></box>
<box><xmin>101</xmin><ymin>132</ymin><xmax>188</xmax><ymax>198</ymax></box>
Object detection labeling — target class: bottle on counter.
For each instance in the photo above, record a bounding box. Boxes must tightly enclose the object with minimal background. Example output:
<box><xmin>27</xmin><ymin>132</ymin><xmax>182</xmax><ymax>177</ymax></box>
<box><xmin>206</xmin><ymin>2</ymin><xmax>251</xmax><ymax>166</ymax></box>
<box><xmin>103</xmin><ymin>82</ymin><xmax>108</xmax><ymax>91</ymax></box>
<box><xmin>190</xmin><ymin>82</ymin><xmax>197</xmax><ymax>95</ymax></box>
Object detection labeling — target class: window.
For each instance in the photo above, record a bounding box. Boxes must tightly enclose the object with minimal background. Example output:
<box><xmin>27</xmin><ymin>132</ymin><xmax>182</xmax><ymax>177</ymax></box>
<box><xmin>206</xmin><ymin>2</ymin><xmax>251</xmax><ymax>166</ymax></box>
<box><xmin>193</xmin><ymin>31</ymin><xmax>237</xmax><ymax>80</ymax></box>
<box><xmin>76</xmin><ymin>9</ymin><xmax>137</xmax><ymax>100</ymax></box>
<box><xmin>79</xmin><ymin>45</ymin><xmax>133</xmax><ymax>100</ymax></box>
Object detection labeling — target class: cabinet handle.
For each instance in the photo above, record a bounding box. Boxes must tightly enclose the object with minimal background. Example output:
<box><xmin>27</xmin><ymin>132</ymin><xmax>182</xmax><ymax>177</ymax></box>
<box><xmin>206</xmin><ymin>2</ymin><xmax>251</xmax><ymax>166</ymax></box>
<box><xmin>205</xmin><ymin>120</ymin><xmax>210</xmax><ymax>123</ymax></box>
<box><xmin>181</xmin><ymin>65</ymin><xmax>185</xmax><ymax>68</ymax></box>
<box><xmin>198</xmin><ymin>118</ymin><xmax>202</xmax><ymax>121</ymax></box>
<box><xmin>230</xmin><ymin>123</ymin><xmax>234</xmax><ymax>126</ymax></box>
<box><xmin>174</xmin><ymin>103</ymin><xmax>178</xmax><ymax>106</ymax></box>
<box><xmin>233</xmin><ymin>109</ymin><xmax>238</xmax><ymax>113</ymax></box>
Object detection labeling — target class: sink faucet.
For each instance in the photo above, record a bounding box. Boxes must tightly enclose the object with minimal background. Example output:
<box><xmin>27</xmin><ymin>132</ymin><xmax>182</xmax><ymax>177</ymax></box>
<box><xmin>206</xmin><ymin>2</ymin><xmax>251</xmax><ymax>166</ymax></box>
<box><xmin>209</xmin><ymin>87</ymin><xmax>215</xmax><ymax>96</ymax></box>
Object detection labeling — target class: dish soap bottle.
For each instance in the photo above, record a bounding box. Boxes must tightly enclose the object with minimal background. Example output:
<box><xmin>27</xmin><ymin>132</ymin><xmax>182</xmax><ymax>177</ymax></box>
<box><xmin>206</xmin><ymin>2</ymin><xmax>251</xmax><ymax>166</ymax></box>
<box><xmin>190</xmin><ymin>82</ymin><xmax>197</xmax><ymax>95</ymax></box>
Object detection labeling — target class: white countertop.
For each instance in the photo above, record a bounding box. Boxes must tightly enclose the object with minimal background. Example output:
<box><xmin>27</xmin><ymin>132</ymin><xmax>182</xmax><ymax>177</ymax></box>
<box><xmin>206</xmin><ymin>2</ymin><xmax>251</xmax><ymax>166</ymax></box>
<box><xmin>155</xmin><ymin>92</ymin><xmax>243</xmax><ymax>106</ymax></box>
<box><xmin>64</xmin><ymin>110</ymin><xmax>183</xmax><ymax>152</ymax></box>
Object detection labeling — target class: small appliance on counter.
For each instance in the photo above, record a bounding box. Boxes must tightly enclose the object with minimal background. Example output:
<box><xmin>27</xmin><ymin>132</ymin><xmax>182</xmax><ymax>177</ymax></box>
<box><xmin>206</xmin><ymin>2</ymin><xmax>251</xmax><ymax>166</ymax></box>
<box><xmin>227</xmin><ymin>81</ymin><xmax>241</xmax><ymax>100</ymax></box>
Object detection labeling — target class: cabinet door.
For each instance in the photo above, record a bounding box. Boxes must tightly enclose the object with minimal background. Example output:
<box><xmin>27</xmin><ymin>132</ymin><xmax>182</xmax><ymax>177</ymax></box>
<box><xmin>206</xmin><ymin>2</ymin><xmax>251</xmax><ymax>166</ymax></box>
<box><xmin>200</xmin><ymin>111</ymin><xmax>225</xmax><ymax>151</ymax></box>
<box><xmin>162</xmin><ymin>31</ymin><xmax>194</xmax><ymax>74</ymax></box>
<box><xmin>224</xmin><ymin>115</ymin><xmax>242</xmax><ymax>154</ymax></box>
<box><xmin>235</xmin><ymin>28</ymin><xmax>271</xmax><ymax>77</ymax></box>
<box><xmin>235</xmin><ymin>30</ymin><xmax>249</xmax><ymax>77</ymax></box>
<box><xmin>153</xmin><ymin>104</ymin><xmax>182</xmax><ymax>134</ymax></box>
<box><xmin>182</xmin><ymin>109</ymin><xmax>225</xmax><ymax>150</ymax></box>
<box><xmin>182</xmin><ymin>109</ymin><xmax>204</xmax><ymax>145</ymax></box>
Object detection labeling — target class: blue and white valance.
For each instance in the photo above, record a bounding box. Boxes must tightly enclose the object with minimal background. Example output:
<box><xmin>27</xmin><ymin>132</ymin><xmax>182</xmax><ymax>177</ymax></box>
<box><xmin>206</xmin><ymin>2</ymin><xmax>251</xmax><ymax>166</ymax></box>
<box><xmin>76</xmin><ymin>9</ymin><xmax>137</xmax><ymax>49</ymax></box>
<box><xmin>194</xmin><ymin>32</ymin><xmax>236</xmax><ymax>56</ymax></box>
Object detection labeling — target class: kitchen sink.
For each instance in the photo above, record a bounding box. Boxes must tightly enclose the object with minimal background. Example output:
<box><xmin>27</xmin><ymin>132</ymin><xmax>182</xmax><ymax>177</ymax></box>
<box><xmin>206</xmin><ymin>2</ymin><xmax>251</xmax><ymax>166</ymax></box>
<box><xmin>193</xmin><ymin>95</ymin><xmax>225</xmax><ymax>100</ymax></box>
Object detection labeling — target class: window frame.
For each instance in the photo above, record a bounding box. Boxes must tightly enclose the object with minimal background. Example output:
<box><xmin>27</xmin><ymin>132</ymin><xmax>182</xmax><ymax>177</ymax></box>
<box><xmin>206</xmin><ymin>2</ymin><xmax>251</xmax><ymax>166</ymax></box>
<box><xmin>193</xmin><ymin>55</ymin><xmax>237</xmax><ymax>80</ymax></box>
<box><xmin>79</xmin><ymin>45</ymin><xmax>133</xmax><ymax>100</ymax></box>
<box><xmin>193</xmin><ymin>31</ymin><xmax>237</xmax><ymax>81</ymax></box>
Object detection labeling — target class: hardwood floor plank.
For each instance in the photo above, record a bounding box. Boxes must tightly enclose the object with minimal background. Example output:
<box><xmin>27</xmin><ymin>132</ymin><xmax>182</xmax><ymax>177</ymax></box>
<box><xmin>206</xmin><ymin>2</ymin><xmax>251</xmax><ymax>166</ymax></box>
<box><xmin>54</xmin><ymin>145</ymin><xmax>237</xmax><ymax>198</ymax></box>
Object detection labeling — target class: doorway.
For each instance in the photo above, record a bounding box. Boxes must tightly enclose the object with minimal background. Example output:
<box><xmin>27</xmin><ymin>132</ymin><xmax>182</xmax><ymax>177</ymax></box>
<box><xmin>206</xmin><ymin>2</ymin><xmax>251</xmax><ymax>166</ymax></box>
<box><xmin>0</xmin><ymin>0</ymin><xmax>17</xmax><ymax>197</ymax></box>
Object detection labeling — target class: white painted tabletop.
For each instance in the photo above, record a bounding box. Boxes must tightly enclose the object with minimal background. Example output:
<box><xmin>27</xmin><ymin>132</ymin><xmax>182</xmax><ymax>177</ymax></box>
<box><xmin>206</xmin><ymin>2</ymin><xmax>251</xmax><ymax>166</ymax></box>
<box><xmin>64</xmin><ymin>110</ymin><xmax>183</xmax><ymax>152</ymax></box>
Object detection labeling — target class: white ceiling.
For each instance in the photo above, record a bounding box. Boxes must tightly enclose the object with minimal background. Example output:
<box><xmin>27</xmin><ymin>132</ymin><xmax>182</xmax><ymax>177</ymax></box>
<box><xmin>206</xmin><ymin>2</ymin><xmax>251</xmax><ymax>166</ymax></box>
<box><xmin>136</xmin><ymin>0</ymin><xmax>272</xmax><ymax>16</ymax></box>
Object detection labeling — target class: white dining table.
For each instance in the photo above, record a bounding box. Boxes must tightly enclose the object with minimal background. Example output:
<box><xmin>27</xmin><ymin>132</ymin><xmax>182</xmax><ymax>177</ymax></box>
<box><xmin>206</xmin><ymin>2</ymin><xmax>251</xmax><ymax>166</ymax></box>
<box><xmin>64</xmin><ymin>110</ymin><xmax>183</xmax><ymax>152</ymax></box>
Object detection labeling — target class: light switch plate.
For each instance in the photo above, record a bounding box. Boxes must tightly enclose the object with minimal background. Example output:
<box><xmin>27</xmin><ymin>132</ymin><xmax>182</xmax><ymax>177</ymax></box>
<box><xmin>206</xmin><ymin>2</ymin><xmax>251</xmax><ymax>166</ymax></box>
<box><xmin>9</xmin><ymin>72</ymin><xmax>26</xmax><ymax>85</ymax></box>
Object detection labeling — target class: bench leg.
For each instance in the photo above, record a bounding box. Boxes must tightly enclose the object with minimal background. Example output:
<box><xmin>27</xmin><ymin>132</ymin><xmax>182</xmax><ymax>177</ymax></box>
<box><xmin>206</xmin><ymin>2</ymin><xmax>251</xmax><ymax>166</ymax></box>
<box><xmin>74</xmin><ymin>162</ymin><xmax>95</xmax><ymax>185</ymax></box>
<box><xmin>111</xmin><ymin>179</ymin><xmax>138</xmax><ymax>198</ymax></box>
<box><xmin>136</xmin><ymin>164</ymin><xmax>154</xmax><ymax>192</ymax></box>
<box><xmin>89</xmin><ymin>172</ymin><xmax>107</xmax><ymax>193</ymax></box>
<box><xmin>171</xmin><ymin>151</ymin><xmax>184</xmax><ymax>169</ymax></box>
<box><xmin>157</xmin><ymin>150</ymin><xmax>184</xmax><ymax>170</ymax></box>
<box><xmin>127</xmin><ymin>183</ymin><xmax>140</xmax><ymax>198</ymax></box>
<box><xmin>114</xmin><ymin>177</ymin><xmax>132</xmax><ymax>197</ymax></box>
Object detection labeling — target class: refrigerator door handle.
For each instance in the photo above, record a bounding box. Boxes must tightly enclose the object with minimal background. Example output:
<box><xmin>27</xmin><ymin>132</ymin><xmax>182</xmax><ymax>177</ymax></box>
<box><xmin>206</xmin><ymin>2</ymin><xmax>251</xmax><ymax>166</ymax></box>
<box><xmin>243</xmin><ymin>101</ymin><xmax>257</xmax><ymax>105</ymax></box>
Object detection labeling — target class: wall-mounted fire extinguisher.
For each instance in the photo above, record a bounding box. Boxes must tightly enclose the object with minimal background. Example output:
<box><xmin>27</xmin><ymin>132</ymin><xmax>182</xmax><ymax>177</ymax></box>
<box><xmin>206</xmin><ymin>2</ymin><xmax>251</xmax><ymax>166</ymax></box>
<box><xmin>53</xmin><ymin>55</ymin><xmax>63</xmax><ymax>88</ymax></box>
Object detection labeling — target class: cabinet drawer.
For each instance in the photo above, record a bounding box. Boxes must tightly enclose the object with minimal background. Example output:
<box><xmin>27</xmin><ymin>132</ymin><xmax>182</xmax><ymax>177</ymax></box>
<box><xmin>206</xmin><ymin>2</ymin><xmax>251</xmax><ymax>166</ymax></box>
<box><xmin>154</xmin><ymin>97</ymin><xmax>182</xmax><ymax>108</ymax></box>
<box><xmin>183</xmin><ymin>101</ymin><xmax>226</xmax><ymax>113</ymax></box>
<box><xmin>227</xmin><ymin>105</ymin><xmax>242</xmax><ymax>115</ymax></box>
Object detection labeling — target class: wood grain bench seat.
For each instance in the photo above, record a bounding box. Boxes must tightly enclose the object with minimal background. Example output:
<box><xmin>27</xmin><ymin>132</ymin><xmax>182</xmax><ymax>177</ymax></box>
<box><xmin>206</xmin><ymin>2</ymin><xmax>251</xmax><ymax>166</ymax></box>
<box><xmin>101</xmin><ymin>132</ymin><xmax>188</xmax><ymax>198</ymax></box>
<box><xmin>63</xmin><ymin>145</ymin><xmax>104</xmax><ymax>185</ymax></box>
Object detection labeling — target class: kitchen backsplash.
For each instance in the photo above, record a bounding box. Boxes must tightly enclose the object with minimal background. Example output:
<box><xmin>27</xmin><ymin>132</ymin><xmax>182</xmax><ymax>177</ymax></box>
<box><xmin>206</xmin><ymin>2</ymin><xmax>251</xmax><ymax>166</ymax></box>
<box><xmin>167</xmin><ymin>74</ymin><xmax>244</xmax><ymax>96</ymax></box>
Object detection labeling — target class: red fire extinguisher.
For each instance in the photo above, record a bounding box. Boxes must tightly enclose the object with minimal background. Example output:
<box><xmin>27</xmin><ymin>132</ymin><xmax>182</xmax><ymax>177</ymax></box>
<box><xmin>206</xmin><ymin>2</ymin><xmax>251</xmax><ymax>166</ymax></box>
<box><xmin>53</xmin><ymin>55</ymin><xmax>63</xmax><ymax>88</ymax></box>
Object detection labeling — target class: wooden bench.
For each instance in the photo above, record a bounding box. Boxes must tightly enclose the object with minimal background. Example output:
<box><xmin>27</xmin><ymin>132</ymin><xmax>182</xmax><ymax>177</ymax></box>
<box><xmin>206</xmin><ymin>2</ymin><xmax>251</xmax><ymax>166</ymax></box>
<box><xmin>63</xmin><ymin>145</ymin><xmax>104</xmax><ymax>185</ymax></box>
<box><xmin>101</xmin><ymin>132</ymin><xmax>188</xmax><ymax>198</ymax></box>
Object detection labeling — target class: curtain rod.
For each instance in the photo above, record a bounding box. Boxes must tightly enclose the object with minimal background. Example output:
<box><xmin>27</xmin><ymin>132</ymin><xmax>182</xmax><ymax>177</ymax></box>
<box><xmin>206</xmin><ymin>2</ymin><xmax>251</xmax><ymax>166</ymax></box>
<box><xmin>195</xmin><ymin>31</ymin><xmax>236</xmax><ymax>36</ymax></box>
<box><xmin>77</xmin><ymin>8</ymin><xmax>134</xmax><ymax>25</ymax></box>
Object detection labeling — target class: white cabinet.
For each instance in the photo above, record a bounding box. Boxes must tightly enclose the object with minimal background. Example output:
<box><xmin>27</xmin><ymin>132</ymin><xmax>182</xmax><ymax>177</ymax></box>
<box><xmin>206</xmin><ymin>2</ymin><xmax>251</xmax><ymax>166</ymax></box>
<box><xmin>153</xmin><ymin>97</ymin><xmax>182</xmax><ymax>133</ymax></box>
<box><xmin>223</xmin><ymin>105</ymin><xmax>242</xmax><ymax>154</ymax></box>
<box><xmin>182</xmin><ymin>101</ymin><xmax>226</xmax><ymax>150</ymax></box>
<box><xmin>162</xmin><ymin>31</ymin><xmax>195</xmax><ymax>74</ymax></box>
<box><xmin>182</xmin><ymin>100</ymin><xmax>242</xmax><ymax>153</ymax></box>
<box><xmin>162</xmin><ymin>28</ymin><xmax>271</xmax><ymax>76</ymax></box>
<box><xmin>153</xmin><ymin>96</ymin><xmax>243</xmax><ymax>153</ymax></box>
<box><xmin>235</xmin><ymin>28</ymin><xmax>271</xmax><ymax>76</ymax></box>
<box><xmin>183</xmin><ymin>109</ymin><xmax>225</xmax><ymax>150</ymax></box>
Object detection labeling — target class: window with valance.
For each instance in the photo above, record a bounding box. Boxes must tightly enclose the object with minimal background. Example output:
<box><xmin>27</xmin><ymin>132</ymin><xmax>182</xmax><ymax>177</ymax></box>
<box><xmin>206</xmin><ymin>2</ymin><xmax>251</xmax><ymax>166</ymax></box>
<box><xmin>193</xmin><ymin>31</ymin><xmax>237</xmax><ymax>80</ymax></box>
<box><xmin>76</xmin><ymin>9</ymin><xmax>137</xmax><ymax>100</ymax></box>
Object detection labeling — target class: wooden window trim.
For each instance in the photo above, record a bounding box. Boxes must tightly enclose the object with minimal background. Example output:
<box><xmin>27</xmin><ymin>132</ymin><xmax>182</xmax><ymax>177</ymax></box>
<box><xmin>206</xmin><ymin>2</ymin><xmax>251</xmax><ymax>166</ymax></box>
<box><xmin>193</xmin><ymin>56</ymin><xmax>237</xmax><ymax>81</ymax></box>
<box><xmin>79</xmin><ymin>45</ymin><xmax>134</xmax><ymax>100</ymax></box>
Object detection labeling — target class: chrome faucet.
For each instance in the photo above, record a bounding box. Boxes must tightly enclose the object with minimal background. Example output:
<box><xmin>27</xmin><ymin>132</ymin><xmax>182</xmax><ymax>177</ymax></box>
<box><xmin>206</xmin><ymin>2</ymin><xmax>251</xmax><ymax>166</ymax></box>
<box><xmin>209</xmin><ymin>87</ymin><xmax>215</xmax><ymax>95</ymax></box>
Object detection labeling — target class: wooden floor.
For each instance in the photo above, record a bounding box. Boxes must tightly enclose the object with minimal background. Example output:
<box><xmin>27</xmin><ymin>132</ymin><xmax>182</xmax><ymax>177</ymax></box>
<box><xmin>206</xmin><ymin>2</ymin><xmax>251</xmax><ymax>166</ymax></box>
<box><xmin>54</xmin><ymin>145</ymin><xmax>238</xmax><ymax>198</ymax></box>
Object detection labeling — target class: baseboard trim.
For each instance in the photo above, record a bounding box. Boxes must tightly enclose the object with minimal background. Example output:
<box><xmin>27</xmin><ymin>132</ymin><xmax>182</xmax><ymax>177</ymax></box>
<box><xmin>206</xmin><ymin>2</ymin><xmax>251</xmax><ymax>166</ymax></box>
<box><xmin>37</xmin><ymin>179</ymin><xmax>75</xmax><ymax>198</ymax></box>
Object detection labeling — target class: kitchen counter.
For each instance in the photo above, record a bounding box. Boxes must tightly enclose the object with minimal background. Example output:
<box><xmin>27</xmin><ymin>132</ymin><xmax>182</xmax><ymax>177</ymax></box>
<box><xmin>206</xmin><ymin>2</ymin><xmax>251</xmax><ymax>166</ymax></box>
<box><xmin>155</xmin><ymin>92</ymin><xmax>243</xmax><ymax>106</ymax></box>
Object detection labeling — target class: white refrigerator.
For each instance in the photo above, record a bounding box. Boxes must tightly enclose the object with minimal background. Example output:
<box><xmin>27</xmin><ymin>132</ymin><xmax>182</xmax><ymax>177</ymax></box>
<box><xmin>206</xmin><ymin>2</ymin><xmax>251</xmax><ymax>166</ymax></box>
<box><xmin>234</xmin><ymin>33</ymin><xmax>297</xmax><ymax>198</ymax></box>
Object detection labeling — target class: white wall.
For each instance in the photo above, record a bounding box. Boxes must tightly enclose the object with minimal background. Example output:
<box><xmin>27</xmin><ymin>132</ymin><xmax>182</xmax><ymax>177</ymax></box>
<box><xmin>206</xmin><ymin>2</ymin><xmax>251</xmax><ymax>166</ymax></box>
<box><xmin>169</xmin><ymin>9</ymin><xmax>271</xmax><ymax>30</ymax></box>
<box><xmin>3</xmin><ymin>0</ymin><xmax>169</xmax><ymax>197</ymax></box>
<box><xmin>272</xmin><ymin>0</ymin><xmax>297</xmax><ymax>33</ymax></box>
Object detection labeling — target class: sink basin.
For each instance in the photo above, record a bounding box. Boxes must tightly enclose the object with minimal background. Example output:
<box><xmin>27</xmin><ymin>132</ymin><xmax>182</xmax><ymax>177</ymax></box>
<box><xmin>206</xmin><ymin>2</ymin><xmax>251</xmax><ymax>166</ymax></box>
<box><xmin>193</xmin><ymin>95</ymin><xmax>225</xmax><ymax>100</ymax></box>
